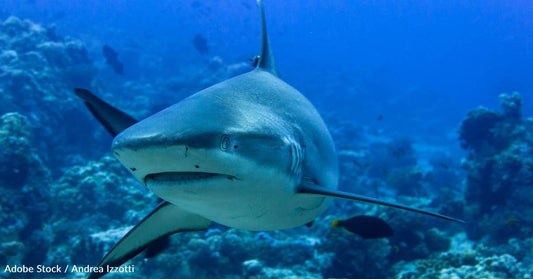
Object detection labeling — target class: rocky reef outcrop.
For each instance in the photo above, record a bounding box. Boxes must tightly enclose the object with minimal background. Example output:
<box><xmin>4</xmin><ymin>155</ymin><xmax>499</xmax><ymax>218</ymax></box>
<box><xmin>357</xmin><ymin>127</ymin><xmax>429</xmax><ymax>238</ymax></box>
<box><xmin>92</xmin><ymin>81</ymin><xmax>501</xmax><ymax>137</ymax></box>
<box><xmin>0</xmin><ymin>16</ymin><xmax>101</xmax><ymax>169</ymax></box>
<box><xmin>46</xmin><ymin>156</ymin><xmax>155</xmax><ymax>266</ymax></box>
<box><xmin>1</xmin><ymin>13</ymin><xmax>532</xmax><ymax>279</ymax></box>
<box><xmin>0</xmin><ymin>112</ymin><xmax>51</xmax><ymax>266</ymax></box>
<box><xmin>392</xmin><ymin>233</ymin><xmax>533</xmax><ymax>279</ymax></box>
<box><xmin>459</xmin><ymin>92</ymin><xmax>533</xmax><ymax>242</ymax></box>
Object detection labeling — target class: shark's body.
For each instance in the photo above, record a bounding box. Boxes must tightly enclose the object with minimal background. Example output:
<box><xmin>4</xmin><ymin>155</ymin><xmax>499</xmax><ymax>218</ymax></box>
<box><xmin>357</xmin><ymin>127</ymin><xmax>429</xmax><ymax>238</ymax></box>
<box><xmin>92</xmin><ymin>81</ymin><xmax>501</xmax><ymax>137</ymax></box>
<box><xmin>75</xmin><ymin>1</ymin><xmax>462</xmax><ymax>278</ymax></box>
<box><xmin>113</xmin><ymin>69</ymin><xmax>337</xmax><ymax>231</ymax></box>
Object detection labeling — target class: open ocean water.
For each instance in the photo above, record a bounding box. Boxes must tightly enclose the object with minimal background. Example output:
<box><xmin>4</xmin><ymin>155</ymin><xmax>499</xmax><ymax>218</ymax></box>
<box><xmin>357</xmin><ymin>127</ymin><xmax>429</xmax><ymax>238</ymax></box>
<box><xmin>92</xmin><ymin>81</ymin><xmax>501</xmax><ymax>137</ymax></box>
<box><xmin>0</xmin><ymin>0</ymin><xmax>532</xmax><ymax>278</ymax></box>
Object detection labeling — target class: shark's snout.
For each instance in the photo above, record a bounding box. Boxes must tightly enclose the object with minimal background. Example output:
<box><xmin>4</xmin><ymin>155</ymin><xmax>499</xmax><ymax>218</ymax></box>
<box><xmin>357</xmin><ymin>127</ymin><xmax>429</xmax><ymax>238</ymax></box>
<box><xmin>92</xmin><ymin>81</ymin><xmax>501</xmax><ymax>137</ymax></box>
<box><xmin>111</xmin><ymin>125</ymin><xmax>239</xmax><ymax>187</ymax></box>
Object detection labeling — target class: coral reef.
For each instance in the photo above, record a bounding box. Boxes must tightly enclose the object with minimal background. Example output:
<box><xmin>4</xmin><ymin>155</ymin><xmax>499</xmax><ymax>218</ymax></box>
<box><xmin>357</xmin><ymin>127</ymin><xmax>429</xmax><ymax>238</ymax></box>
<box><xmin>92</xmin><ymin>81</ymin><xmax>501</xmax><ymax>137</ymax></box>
<box><xmin>394</xmin><ymin>253</ymin><xmax>527</xmax><ymax>279</ymax></box>
<box><xmin>320</xmin><ymin>230</ymin><xmax>391</xmax><ymax>278</ymax></box>
<box><xmin>458</xmin><ymin>92</ymin><xmax>526</xmax><ymax>156</ymax></box>
<box><xmin>366</xmin><ymin>138</ymin><xmax>418</xmax><ymax>180</ymax></box>
<box><xmin>1</xmin><ymin>13</ymin><xmax>532</xmax><ymax>279</ymax></box>
<box><xmin>0</xmin><ymin>112</ymin><xmax>49</xmax><ymax>188</ymax></box>
<box><xmin>50</xmin><ymin>156</ymin><xmax>155</xmax><ymax>237</ymax></box>
<box><xmin>0</xmin><ymin>112</ymin><xmax>51</xmax><ymax>267</ymax></box>
<box><xmin>0</xmin><ymin>16</ymin><xmax>101</xmax><ymax>169</ymax></box>
<box><xmin>19</xmin><ymin>156</ymin><xmax>153</xmax><ymax>270</ymax></box>
<box><xmin>459</xmin><ymin>92</ymin><xmax>533</xmax><ymax>242</ymax></box>
<box><xmin>392</xmin><ymin>234</ymin><xmax>533</xmax><ymax>279</ymax></box>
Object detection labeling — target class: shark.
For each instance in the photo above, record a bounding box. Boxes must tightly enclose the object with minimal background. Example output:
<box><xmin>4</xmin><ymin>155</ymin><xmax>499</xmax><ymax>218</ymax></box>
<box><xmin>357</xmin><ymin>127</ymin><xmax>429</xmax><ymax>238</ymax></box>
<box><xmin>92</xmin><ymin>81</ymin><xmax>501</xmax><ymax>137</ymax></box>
<box><xmin>74</xmin><ymin>1</ymin><xmax>463</xmax><ymax>278</ymax></box>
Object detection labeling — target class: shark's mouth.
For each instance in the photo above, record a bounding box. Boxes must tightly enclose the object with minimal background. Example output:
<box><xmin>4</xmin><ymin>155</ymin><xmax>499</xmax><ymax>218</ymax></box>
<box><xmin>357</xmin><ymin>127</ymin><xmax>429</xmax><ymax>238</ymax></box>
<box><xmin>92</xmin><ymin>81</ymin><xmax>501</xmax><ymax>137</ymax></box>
<box><xmin>145</xmin><ymin>172</ymin><xmax>236</xmax><ymax>185</ymax></box>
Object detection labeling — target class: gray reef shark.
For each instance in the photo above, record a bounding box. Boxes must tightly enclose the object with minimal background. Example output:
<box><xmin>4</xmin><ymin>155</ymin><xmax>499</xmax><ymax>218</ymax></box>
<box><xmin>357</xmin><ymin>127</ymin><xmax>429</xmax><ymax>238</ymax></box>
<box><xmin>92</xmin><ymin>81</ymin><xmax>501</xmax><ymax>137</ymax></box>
<box><xmin>74</xmin><ymin>1</ymin><xmax>463</xmax><ymax>278</ymax></box>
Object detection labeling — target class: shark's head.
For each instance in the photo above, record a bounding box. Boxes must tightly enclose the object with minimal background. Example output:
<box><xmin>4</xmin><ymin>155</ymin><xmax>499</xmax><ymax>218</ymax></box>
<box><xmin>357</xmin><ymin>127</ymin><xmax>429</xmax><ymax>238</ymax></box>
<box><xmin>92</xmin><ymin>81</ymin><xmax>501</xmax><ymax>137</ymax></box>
<box><xmin>112</xmin><ymin>78</ymin><xmax>301</xmax><ymax>185</ymax></box>
<box><xmin>110</xmin><ymin>0</ymin><xmax>334</xmax><ymax>230</ymax></box>
<box><xmin>110</xmin><ymin>74</ymin><xmax>323</xmax><ymax>230</ymax></box>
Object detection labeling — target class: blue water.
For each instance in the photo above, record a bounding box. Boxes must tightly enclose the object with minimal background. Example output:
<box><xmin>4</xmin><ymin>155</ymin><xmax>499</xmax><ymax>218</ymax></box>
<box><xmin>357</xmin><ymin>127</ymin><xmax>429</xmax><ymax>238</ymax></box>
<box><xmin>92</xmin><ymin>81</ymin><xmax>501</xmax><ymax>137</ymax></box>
<box><xmin>3</xmin><ymin>0</ymin><xmax>532</xmax><ymax>139</ymax></box>
<box><xmin>1</xmin><ymin>0</ymin><xmax>532</xmax><ymax>278</ymax></box>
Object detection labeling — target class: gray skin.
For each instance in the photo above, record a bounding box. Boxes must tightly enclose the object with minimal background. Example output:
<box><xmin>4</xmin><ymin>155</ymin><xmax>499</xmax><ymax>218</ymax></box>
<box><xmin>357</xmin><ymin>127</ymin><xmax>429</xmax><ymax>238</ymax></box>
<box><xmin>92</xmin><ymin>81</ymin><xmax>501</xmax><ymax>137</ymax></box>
<box><xmin>110</xmin><ymin>0</ymin><xmax>338</xmax><ymax>231</ymax></box>
<box><xmin>79</xmin><ymin>1</ymin><xmax>462</xmax><ymax>278</ymax></box>
<box><xmin>112</xmin><ymin>68</ymin><xmax>338</xmax><ymax>231</ymax></box>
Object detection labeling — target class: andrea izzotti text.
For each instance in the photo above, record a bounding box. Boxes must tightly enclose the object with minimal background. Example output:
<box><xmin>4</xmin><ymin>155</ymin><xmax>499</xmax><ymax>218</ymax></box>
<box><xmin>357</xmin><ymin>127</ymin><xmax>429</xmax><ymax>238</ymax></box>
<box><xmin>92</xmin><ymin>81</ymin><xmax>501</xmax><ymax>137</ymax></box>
<box><xmin>3</xmin><ymin>264</ymin><xmax>135</xmax><ymax>274</ymax></box>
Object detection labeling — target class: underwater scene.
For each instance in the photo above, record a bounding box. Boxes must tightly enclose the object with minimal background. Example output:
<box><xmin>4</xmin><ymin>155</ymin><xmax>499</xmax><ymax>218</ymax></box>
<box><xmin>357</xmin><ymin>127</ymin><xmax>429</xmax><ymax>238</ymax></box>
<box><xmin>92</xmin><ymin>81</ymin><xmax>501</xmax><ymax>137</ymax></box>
<box><xmin>1</xmin><ymin>0</ymin><xmax>532</xmax><ymax>278</ymax></box>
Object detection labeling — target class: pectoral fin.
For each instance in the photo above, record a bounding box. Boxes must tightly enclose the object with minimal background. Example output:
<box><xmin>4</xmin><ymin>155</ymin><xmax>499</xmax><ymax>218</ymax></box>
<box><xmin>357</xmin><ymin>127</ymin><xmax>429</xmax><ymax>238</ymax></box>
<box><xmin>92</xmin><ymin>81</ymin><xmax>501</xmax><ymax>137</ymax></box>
<box><xmin>74</xmin><ymin>88</ymin><xmax>137</xmax><ymax>137</ymax></box>
<box><xmin>88</xmin><ymin>202</ymin><xmax>211</xmax><ymax>279</ymax></box>
<box><xmin>297</xmin><ymin>183</ymin><xmax>464</xmax><ymax>223</ymax></box>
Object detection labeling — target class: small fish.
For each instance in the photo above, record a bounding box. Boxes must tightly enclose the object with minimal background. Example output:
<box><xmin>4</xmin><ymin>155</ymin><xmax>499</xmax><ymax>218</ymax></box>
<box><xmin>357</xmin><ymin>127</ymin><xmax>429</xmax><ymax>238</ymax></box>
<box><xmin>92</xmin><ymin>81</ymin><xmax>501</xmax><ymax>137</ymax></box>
<box><xmin>249</xmin><ymin>55</ymin><xmax>260</xmax><ymax>67</ymax></box>
<box><xmin>377</xmin><ymin>115</ymin><xmax>383</xmax><ymax>120</ymax></box>
<box><xmin>392</xmin><ymin>244</ymin><xmax>400</xmax><ymax>253</ymax></box>
<box><xmin>506</xmin><ymin>217</ymin><xmax>519</xmax><ymax>226</ymax></box>
<box><xmin>331</xmin><ymin>215</ymin><xmax>394</xmax><ymax>239</ymax></box>
<box><xmin>193</xmin><ymin>34</ymin><xmax>209</xmax><ymax>55</ymax></box>
<box><xmin>103</xmin><ymin>45</ymin><xmax>124</xmax><ymax>75</ymax></box>
<box><xmin>440</xmin><ymin>162</ymin><xmax>449</xmax><ymax>169</ymax></box>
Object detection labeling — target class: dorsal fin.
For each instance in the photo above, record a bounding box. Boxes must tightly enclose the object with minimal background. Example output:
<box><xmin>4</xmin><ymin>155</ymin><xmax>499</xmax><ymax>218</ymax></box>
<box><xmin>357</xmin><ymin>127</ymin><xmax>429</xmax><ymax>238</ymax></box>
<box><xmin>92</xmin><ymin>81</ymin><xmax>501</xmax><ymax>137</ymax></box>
<box><xmin>256</xmin><ymin>0</ymin><xmax>279</xmax><ymax>77</ymax></box>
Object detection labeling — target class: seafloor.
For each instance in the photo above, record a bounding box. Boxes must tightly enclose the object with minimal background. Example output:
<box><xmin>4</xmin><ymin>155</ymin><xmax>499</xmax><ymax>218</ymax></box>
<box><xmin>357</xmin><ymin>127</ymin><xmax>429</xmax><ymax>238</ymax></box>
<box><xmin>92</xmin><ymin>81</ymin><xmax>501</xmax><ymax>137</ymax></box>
<box><xmin>0</xmin><ymin>17</ymin><xmax>532</xmax><ymax>279</ymax></box>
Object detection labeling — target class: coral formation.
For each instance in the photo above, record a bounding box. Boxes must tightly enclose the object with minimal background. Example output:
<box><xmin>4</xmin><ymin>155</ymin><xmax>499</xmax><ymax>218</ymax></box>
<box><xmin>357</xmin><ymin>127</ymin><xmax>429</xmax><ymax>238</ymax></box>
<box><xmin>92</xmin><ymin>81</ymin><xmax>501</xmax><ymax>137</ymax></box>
<box><xmin>0</xmin><ymin>16</ymin><xmax>100</xmax><ymax>169</ymax></box>
<box><xmin>50</xmin><ymin>156</ymin><xmax>154</xmax><ymax>236</ymax></box>
<box><xmin>366</xmin><ymin>138</ymin><xmax>417</xmax><ymax>180</ymax></box>
<box><xmin>392</xmin><ymin>234</ymin><xmax>533</xmax><ymax>279</ymax></box>
<box><xmin>1</xmin><ymin>13</ymin><xmax>532</xmax><ymax>279</ymax></box>
<box><xmin>0</xmin><ymin>112</ymin><xmax>51</xmax><ymax>267</ymax></box>
<box><xmin>0</xmin><ymin>112</ymin><xmax>48</xmax><ymax>188</ymax></box>
<box><xmin>459</xmin><ymin>92</ymin><xmax>533</xmax><ymax>242</ymax></box>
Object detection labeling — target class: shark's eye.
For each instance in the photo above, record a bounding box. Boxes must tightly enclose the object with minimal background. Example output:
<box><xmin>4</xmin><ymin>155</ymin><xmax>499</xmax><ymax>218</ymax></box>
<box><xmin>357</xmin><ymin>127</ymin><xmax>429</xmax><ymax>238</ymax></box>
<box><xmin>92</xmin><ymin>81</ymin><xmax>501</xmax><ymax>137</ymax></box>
<box><xmin>220</xmin><ymin>134</ymin><xmax>231</xmax><ymax>150</ymax></box>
